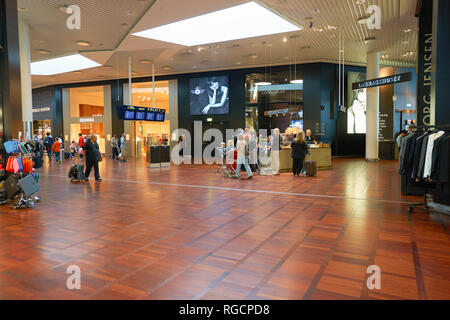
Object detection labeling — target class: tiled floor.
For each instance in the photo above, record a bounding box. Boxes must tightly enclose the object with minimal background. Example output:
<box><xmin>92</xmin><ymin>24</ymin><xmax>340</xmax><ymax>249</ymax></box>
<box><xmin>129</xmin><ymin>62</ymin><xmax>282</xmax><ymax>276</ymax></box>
<box><xmin>0</xmin><ymin>158</ymin><xmax>449</xmax><ymax>300</ymax></box>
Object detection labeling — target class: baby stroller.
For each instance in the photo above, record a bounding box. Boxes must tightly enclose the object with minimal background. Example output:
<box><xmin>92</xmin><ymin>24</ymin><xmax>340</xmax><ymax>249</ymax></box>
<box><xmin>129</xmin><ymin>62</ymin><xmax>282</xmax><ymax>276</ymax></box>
<box><xmin>215</xmin><ymin>146</ymin><xmax>237</xmax><ymax>178</ymax></box>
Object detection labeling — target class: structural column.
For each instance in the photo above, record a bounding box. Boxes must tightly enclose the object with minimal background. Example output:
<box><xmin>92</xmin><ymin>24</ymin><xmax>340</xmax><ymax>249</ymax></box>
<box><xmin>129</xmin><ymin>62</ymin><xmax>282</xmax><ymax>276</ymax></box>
<box><xmin>0</xmin><ymin>0</ymin><xmax>23</xmax><ymax>140</ymax></box>
<box><xmin>19</xmin><ymin>19</ymin><xmax>33</xmax><ymax>139</ymax></box>
<box><xmin>365</xmin><ymin>52</ymin><xmax>380</xmax><ymax>161</ymax></box>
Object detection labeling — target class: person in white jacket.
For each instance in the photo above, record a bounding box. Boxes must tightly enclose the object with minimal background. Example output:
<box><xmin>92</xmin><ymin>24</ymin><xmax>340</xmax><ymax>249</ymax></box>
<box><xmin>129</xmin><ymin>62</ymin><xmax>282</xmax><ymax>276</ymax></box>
<box><xmin>119</xmin><ymin>133</ymin><xmax>127</xmax><ymax>162</ymax></box>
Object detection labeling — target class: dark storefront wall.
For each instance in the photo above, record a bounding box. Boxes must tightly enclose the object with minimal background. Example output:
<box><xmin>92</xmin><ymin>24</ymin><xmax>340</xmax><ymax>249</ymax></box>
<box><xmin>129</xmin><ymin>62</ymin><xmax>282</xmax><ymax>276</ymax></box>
<box><xmin>33</xmin><ymin>62</ymin><xmax>370</xmax><ymax>157</ymax></box>
<box><xmin>32</xmin><ymin>87</ymin><xmax>63</xmax><ymax>137</ymax></box>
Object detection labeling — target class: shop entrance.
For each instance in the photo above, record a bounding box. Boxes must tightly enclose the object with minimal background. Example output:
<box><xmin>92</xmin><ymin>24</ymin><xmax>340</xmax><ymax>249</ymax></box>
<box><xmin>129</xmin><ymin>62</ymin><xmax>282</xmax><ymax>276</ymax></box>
<box><xmin>132</xmin><ymin>121</ymin><xmax>170</xmax><ymax>158</ymax></box>
<box><xmin>33</xmin><ymin>120</ymin><xmax>52</xmax><ymax>138</ymax></box>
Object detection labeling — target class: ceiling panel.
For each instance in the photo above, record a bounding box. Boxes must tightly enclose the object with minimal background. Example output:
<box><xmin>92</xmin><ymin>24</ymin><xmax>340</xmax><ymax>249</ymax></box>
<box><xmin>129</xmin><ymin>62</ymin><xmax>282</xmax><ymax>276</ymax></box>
<box><xmin>24</xmin><ymin>0</ymin><xmax>419</xmax><ymax>88</ymax></box>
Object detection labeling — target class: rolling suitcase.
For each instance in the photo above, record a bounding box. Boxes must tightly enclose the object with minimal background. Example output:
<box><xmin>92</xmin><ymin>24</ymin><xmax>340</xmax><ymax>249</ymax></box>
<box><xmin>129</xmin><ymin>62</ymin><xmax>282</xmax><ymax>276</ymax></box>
<box><xmin>68</xmin><ymin>164</ymin><xmax>85</xmax><ymax>181</ymax></box>
<box><xmin>304</xmin><ymin>150</ymin><xmax>317</xmax><ymax>177</ymax></box>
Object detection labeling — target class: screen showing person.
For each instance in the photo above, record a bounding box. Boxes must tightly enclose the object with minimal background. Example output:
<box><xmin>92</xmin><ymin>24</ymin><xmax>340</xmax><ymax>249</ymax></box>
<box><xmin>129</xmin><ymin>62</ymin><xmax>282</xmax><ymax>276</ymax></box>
<box><xmin>347</xmin><ymin>72</ymin><xmax>367</xmax><ymax>134</ymax></box>
<box><xmin>190</xmin><ymin>76</ymin><xmax>229</xmax><ymax>115</ymax></box>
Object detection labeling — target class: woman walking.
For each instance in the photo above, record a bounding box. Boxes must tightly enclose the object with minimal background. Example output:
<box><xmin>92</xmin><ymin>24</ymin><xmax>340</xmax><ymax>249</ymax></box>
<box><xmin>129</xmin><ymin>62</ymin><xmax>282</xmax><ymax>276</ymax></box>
<box><xmin>234</xmin><ymin>134</ymin><xmax>253</xmax><ymax>180</ymax></box>
<box><xmin>291</xmin><ymin>131</ymin><xmax>308</xmax><ymax>176</ymax></box>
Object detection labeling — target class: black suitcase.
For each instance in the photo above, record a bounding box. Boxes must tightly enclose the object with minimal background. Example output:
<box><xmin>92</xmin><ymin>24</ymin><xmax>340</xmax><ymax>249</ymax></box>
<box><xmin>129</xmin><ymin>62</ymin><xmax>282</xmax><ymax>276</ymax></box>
<box><xmin>5</xmin><ymin>176</ymin><xmax>19</xmax><ymax>199</ymax></box>
<box><xmin>64</xmin><ymin>152</ymin><xmax>71</xmax><ymax>159</ymax></box>
<box><xmin>68</xmin><ymin>164</ymin><xmax>85</xmax><ymax>181</ymax></box>
<box><xmin>76</xmin><ymin>164</ymin><xmax>85</xmax><ymax>180</ymax></box>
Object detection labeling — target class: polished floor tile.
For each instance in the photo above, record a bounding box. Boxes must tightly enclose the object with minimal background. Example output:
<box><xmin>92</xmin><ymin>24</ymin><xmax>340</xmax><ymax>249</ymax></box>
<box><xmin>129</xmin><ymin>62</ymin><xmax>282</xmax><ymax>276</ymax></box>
<box><xmin>0</xmin><ymin>157</ymin><xmax>449</xmax><ymax>300</ymax></box>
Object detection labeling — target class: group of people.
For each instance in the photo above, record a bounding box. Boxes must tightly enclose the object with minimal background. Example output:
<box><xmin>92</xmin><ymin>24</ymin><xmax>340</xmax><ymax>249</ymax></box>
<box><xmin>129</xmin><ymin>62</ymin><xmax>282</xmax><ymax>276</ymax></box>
<box><xmin>32</xmin><ymin>132</ymin><xmax>64</xmax><ymax>163</ymax></box>
<box><xmin>214</xmin><ymin>127</ymin><xmax>316</xmax><ymax>179</ymax></box>
<box><xmin>110</xmin><ymin>134</ymin><xmax>127</xmax><ymax>162</ymax></box>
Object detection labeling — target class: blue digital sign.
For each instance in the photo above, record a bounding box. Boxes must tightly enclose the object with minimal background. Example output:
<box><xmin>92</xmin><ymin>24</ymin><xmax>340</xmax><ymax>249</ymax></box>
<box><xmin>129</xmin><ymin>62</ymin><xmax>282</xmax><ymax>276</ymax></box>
<box><xmin>117</xmin><ymin>105</ymin><xmax>166</xmax><ymax>122</ymax></box>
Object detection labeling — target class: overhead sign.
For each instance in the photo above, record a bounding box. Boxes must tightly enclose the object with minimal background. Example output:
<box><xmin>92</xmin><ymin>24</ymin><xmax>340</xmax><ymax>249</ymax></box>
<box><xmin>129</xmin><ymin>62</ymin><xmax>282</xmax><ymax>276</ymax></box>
<box><xmin>32</xmin><ymin>107</ymin><xmax>51</xmax><ymax>113</ymax></box>
<box><xmin>117</xmin><ymin>105</ymin><xmax>166</xmax><ymax>122</ymax></box>
<box><xmin>352</xmin><ymin>72</ymin><xmax>412</xmax><ymax>90</ymax></box>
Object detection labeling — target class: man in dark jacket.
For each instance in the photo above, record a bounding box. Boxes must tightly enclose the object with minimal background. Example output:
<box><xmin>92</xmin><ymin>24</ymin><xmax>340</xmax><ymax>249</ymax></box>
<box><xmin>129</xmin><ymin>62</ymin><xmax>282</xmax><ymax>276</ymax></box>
<box><xmin>43</xmin><ymin>132</ymin><xmax>54</xmax><ymax>162</ymax></box>
<box><xmin>83</xmin><ymin>134</ymin><xmax>102</xmax><ymax>181</ymax></box>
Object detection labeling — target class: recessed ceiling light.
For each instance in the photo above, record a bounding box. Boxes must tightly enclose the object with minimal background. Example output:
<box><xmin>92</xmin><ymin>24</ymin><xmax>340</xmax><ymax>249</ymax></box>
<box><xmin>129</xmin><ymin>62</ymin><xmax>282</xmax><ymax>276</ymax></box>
<box><xmin>103</xmin><ymin>65</ymin><xmax>113</xmax><ymax>69</ymax></box>
<box><xmin>364</xmin><ymin>37</ymin><xmax>376</xmax><ymax>44</ymax></box>
<box><xmin>249</xmin><ymin>54</ymin><xmax>258</xmax><ymax>59</ymax></box>
<box><xmin>37</xmin><ymin>49</ymin><xmax>50</xmax><ymax>54</ymax></box>
<box><xmin>404</xmin><ymin>29</ymin><xmax>411</xmax><ymax>33</ymax></box>
<box><xmin>30</xmin><ymin>54</ymin><xmax>101</xmax><ymax>75</ymax></box>
<box><xmin>255</xmin><ymin>82</ymin><xmax>271</xmax><ymax>86</ymax></box>
<box><xmin>58</xmin><ymin>5</ymin><xmax>70</xmax><ymax>13</ymax></box>
<box><xmin>73</xmin><ymin>71</ymin><xmax>82</xmax><ymax>74</ymax></box>
<box><xmin>162</xmin><ymin>66</ymin><xmax>171</xmax><ymax>71</ymax></box>
<box><xmin>312</xmin><ymin>9</ymin><xmax>320</xmax><ymax>14</ymax></box>
<box><xmin>236</xmin><ymin>61</ymin><xmax>242</xmax><ymax>65</ymax></box>
<box><xmin>76</xmin><ymin>41</ymin><xmax>91</xmax><ymax>47</ymax></box>
<box><xmin>356</xmin><ymin>0</ymin><xmax>367</xmax><ymax>4</ymax></box>
<box><xmin>18</xmin><ymin>7</ymin><xmax>26</xmax><ymax>12</ymax></box>
<box><xmin>282</xmin><ymin>36</ymin><xmax>288</xmax><ymax>42</ymax></box>
<box><xmin>132</xmin><ymin>1</ymin><xmax>301</xmax><ymax>46</ymax></box>
<box><xmin>290</xmin><ymin>79</ymin><xmax>303</xmax><ymax>84</ymax></box>
<box><xmin>402</xmin><ymin>41</ymin><xmax>409</xmax><ymax>45</ymax></box>
<box><xmin>140</xmin><ymin>59</ymin><xmax>152</xmax><ymax>64</ymax></box>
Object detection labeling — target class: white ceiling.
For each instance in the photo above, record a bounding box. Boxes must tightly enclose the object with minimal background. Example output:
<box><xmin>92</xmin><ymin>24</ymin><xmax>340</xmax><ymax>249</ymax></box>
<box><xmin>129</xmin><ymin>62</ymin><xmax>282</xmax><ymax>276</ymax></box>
<box><xmin>19</xmin><ymin>0</ymin><xmax>419</xmax><ymax>89</ymax></box>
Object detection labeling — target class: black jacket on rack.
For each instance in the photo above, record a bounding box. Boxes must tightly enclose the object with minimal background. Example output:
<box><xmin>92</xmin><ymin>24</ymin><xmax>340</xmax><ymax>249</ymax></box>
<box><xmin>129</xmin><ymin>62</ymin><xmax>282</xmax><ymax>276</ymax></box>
<box><xmin>398</xmin><ymin>132</ymin><xmax>426</xmax><ymax>196</ymax></box>
<box><xmin>432</xmin><ymin>134</ymin><xmax>450</xmax><ymax>205</ymax></box>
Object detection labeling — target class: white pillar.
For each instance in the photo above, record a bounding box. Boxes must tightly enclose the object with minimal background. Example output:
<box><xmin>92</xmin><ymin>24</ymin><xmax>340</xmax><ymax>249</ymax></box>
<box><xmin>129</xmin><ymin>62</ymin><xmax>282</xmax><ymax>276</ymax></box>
<box><xmin>19</xmin><ymin>19</ymin><xmax>33</xmax><ymax>139</ymax></box>
<box><xmin>366</xmin><ymin>52</ymin><xmax>380</xmax><ymax>161</ymax></box>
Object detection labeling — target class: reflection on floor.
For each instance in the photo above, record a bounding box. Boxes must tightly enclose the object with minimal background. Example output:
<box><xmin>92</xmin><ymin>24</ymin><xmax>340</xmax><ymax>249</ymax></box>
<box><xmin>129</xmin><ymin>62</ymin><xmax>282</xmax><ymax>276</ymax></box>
<box><xmin>0</xmin><ymin>158</ymin><xmax>449</xmax><ymax>300</ymax></box>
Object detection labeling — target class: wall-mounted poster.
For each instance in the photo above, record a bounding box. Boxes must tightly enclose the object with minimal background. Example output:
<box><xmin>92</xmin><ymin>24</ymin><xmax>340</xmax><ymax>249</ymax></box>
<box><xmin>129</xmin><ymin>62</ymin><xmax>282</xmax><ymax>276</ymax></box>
<box><xmin>190</xmin><ymin>76</ymin><xmax>229</xmax><ymax>115</ymax></box>
<box><xmin>347</xmin><ymin>72</ymin><xmax>367</xmax><ymax>134</ymax></box>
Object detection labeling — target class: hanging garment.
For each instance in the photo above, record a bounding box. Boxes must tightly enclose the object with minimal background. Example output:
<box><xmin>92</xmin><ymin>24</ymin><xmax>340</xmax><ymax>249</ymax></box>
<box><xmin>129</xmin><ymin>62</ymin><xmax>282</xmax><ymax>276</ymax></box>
<box><xmin>430</xmin><ymin>133</ymin><xmax>448</xmax><ymax>181</ymax></box>
<box><xmin>411</xmin><ymin>133</ymin><xmax>428</xmax><ymax>179</ymax></box>
<box><xmin>423</xmin><ymin>131</ymin><xmax>445</xmax><ymax>178</ymax></box>
<box><xmin>417</xmin><ymin>134</ymin><xmax>431</xmax><ymax>179</ymax></box>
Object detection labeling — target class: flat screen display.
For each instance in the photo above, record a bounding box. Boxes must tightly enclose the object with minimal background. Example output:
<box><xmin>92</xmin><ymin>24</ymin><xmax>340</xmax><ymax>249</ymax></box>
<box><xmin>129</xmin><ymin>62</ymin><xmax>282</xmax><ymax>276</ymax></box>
<box><xmin>190</xmin><ymin>76</ymin><xmax>229</xmax><ymax>115</ymax></box>
<box><xmin>156</xmin><ymin>112</ymin><xmax>165</xmax><ymax>122</ymax></box>
<box><xmin>135</xmin><ymin>110</ymin><xmax>146</xmax><ymax>120</ymax></box>
<box><xmin>146</xmin><ymin>111</ymin><xmax>156</xmax><ymax>121</ymax></box>
<box><xmin>124</xmin><ymin>110</ymin><xmax>135</xmax><ymax>120</ymax></box>
<box><xmin>347</xmin><ymin>72</ymin><xmax>367</xmax><ymax>134</ymax></box>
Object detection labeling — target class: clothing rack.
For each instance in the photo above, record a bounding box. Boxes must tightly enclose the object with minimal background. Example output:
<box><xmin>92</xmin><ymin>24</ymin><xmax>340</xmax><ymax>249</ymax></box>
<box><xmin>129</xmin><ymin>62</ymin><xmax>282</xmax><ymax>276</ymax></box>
<box><xmin>407</xmin><ymin>124</ymin><xmax>450</xmax><ymax>215</ymax></box>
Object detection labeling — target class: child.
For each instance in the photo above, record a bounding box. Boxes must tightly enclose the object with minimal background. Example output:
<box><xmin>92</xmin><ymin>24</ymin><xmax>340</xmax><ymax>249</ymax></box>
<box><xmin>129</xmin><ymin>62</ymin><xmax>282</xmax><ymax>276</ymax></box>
<box><xmin>70</xmin><ymin>141</ymin><xmax>77</xmax><ymax>158</ymax></box>
<box><xmin>51</xmin><ymin>138</ymin><xmax>61</xmax><ymax>163</ymax></box>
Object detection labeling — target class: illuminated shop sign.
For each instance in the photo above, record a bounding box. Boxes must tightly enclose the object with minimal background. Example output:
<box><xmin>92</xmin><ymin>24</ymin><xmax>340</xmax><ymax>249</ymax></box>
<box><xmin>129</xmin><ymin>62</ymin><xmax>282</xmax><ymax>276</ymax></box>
<box><xmin>32</xmin><ymin>107</ymin><xmax>51</xmax><ymax>113</ymax></box>
<box><xmin>352</xmin><ymin>72</ymin><xmax>412</xmax><ymax>90</ymax></box>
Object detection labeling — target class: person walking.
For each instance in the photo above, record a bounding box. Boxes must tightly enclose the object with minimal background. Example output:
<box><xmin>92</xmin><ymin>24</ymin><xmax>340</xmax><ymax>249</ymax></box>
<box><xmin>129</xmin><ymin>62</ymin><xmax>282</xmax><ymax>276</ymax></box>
<box><xmin>78</xmin><ymin>133</ymin><xmax>85</xmax><ymax>159</ymax></box>
<box><xmin>270</xmin><ymin>128</ymin><xmax>281</xmax><ymax>175</ymax></box>
<box><xmin>291</xmin><ymin>131</ymin><xmax>308</xmax><ymax>176</ymax></box>
<box><xmin>233</xmin><ymin>134</ymin><xmax>253</xmax><ymax>180</ymax></box>
<box><xmin>119</xmin><ymin>133</ymin><xmax>127</xmax><ymax>162</ymax></box>
<box><xmin>43</xmin><ymin>132</ymin><xmax>54</xmax><ymax>162</ymax></box>
<box><xmin>33</xmin><ymin>130</ymin><xmax>41</xmax><ymax>142</ymax></box>
<box><xmin>111</xmin><ymin>135</ymin><xmax>119</xmax><ymax>160</ymax></box>
<box><xmin>51</xmin><ymin>138</ymin><xmax>62</xmax><ymax>163</ymax></box>
<box><xmin>84</xmin><ymin>134</ymin><xmax>102</xmax><ymax>181</ymax></box>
